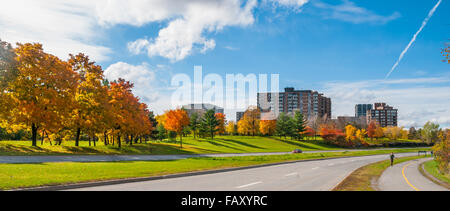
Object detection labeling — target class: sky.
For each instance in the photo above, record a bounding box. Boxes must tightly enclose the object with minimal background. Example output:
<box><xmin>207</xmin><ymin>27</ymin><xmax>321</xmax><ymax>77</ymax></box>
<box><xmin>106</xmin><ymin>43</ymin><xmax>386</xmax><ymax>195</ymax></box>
<box><xmin>0</xmin><ymin>0</ymin><xmax>449</xmax><ymax>128</ymax></box>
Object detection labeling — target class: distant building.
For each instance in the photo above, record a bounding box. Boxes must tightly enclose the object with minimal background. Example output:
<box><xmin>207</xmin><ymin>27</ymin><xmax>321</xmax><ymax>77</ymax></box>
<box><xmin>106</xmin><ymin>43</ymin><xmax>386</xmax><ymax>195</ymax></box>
<box><xmin>257</xmin><ymin>87</ymin><xmax>331</xmax><ymax>119</ymax></box>
<box><xmin>355</xmin><ymin>104</ymin><xmax>373</xmax><ymax>118</ymax></box>
<box><xmin>236</xmin><ymin>112</ymin><xmax>245</xmax><ymax>122</ymax></box>
<box><xmin>367</xmin><ymin>103</ymin><xmax>398</xmax><ymax>127</ymax></box>
<box><xmin>182</xmin><ymin>103</ymin><xmax>224</xmax><ymax>117</ymax></box>
<box><xmin>337</xmin><ymin>116</ymin><xmax>358</xmax><ymax>123</ymax></box>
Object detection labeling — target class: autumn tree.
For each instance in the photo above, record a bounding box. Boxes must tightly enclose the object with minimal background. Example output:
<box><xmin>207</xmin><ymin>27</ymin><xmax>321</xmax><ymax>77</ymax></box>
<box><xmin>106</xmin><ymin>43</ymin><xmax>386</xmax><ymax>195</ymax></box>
<box><xmin>237</xmin><ymin>106</ymin><xmax>261</xmax><ymax>136</ymax></box>
<box><xmin>304</xmin><ymin>126</ymin><xmax>315</xmax><ymax>140</ymax></box>
<box><xmin>226</xmin><ymin>121</ymin><xmax>237</xmax><ymax>135</ymax></box>
<box><xmin>7</xmin><ymin>43</ymin><xmax>77</xmax><ymax>146</ymax></box>
<box><xmin>345</xmin><ymin>125</ymin><xmax>357</xmax><ymax>141</ymax></box>
<box><xmin>0</xmin><ymin>40</ymin><xmax>18</xmax><ymax>131</ymax></box>
<box><xmin>214</xmin><ymin>113</ymin><xmax>226</xmax><ymax>135</ymax></box>
<box><xmin>432</xmin><ymin>130</ymin><xmax>449</xmax><ymax>174</ymax></box>
<box><xmin>259</xmin><ymin>120</ymin><xmax>277</xmax><ymax>136</ymax></box>
<box><xmin>356</xmin><ymin>129</ymin><xmax>367</xmax><ymax>141</ymax></box>
<box><xmin>164</xmin><ymin>109</ymin><xmax>190</xmax><ymax>147</ymax></box>
<box><xmin>108</xmin><ymin>79</ymin><xmax>137</xmax><ymax>148</ymax></box>
<box><xmin>68</xmin><ymin>53</ymin><xmax>111</xmax><ymax>146</ymax></box>
<box><xmin>367</xmin><ymin>121</ymin><xmax>377</xmax><ymax>140</ymax></box>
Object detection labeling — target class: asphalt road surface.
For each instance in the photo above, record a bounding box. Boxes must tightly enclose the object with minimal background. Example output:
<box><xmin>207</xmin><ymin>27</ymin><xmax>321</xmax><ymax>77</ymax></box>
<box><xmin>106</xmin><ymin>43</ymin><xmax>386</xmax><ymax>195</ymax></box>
<box><xmin>0</xmin><ymin>148</ymin><xmax>425</xmax><ymax>164</ymax></box>
<box><xmin>67</xmin><ymin>152</ymin><xmax>418</xmax><ymax>191</ymax></box>
<box><xmin>378</xmin><ymin>158</ymin><xmax>448</xmax><ymax>191</ymax></box>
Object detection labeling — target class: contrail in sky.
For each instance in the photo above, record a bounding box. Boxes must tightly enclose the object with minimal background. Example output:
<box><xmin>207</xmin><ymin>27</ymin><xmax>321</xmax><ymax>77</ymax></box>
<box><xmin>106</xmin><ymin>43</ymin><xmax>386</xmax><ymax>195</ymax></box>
<box><xmin>385</xmin><ymin>0</ymin><xmax>442</xmax><ymax>79</ymax></box>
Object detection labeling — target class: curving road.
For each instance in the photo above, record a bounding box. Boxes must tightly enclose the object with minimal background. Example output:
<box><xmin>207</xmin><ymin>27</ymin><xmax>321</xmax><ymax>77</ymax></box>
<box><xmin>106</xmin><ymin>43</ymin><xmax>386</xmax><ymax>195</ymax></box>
<box><xmin>67</xmin><ymin>152</ymin><xmax>418</xmax><ymax>191</ymax></box>
<box><xmin>378</xmin><ymin>158</ymin><xmax>448</xmax><ymax>191</ymax></box>
<box><xmin>0</xmin><ymin>148</ymin><xmax>425</xmax><ymax>164</ymax></box>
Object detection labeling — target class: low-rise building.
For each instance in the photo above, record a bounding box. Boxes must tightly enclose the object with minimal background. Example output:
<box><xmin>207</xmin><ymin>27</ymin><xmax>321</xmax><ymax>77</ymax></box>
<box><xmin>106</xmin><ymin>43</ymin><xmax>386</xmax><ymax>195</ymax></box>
<box><xmin>182</xmin><ymin>103</ymin><xmax>224</xmax><ymax>117</ymax></box>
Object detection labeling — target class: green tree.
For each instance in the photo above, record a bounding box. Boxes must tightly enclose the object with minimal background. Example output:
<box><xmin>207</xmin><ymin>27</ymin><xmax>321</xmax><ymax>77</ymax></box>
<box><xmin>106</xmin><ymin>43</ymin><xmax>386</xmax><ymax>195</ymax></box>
<box><xmin>201</xmin><ymin>110</ymin><xmax>219</xmax><ymax>139</ymax></box>
<box><xmin>276</xmin><ymin>113</ymin><xmax>293</xmax><ymax>140</ymax></box>
<box><xmin>292</xmin><ymin>111</ymin><xmax>307</xmax><ymax>141</ymax></box>
<box><xmin>421</xmin><ymin>121</ymin><xmax>440</xmax><ymax>144</ymax></box>
<box><xmin>156</xmin><ymin>123</ymin><xmax>167</xmax><ymax>141</ymax></box>
<box><xmin>189</xmin><ymin>112</ymin><xmax>200</xmax><ymax>139</ymax></box>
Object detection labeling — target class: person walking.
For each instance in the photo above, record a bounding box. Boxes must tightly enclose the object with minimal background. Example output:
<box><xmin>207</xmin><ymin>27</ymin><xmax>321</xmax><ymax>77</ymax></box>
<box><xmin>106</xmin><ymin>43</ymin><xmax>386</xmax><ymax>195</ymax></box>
<box><xmin>390</xmin><ymin>152</ymin><xmax>395</xmax><ymax>166</ymax></box>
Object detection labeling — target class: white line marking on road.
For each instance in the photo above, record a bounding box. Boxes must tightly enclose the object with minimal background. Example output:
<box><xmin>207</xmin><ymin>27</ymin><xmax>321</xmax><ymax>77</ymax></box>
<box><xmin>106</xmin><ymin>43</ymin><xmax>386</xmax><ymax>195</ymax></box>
<box><xmin>236</xmin><ymin>181</ymin><xmax>262</xmax><ymax>189</ymax></box>
<box><xmin>328</xmin><ymin>163</ymin><xmax>334</xmax><ymax>166</ymax></box>
<box><xmin>312</xmin><ymin>167</ymin><xmax>319</xmax><ymax>170</ymax></box>
<box><xmin>285</xmin><ymin>172</ymin><xmax>298</xmax><ymax>177</ymax></box>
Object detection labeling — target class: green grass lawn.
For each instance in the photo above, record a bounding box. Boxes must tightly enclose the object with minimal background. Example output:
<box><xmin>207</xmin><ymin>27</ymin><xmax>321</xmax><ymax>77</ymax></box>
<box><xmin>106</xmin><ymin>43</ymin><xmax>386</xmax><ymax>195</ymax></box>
<box><xmin>423</xmin><ymin>160</ymin><xmax>450</xmax><ymax>184</ymax></box>
<box><xmin>0</xmin><ymin>148</ymin><xmax>430</xmax><ymax>190</ymax></box>
<box><xmin>333</xmin><ymin>155</ymin><xmax>429</xmax><ymax>191</ymax></box>
<box><xmin>0</xmin><ymin>136</ymin><xmax>342</xmax><ymax>156</ymax></box>
<box><xmin>364</xmin><ymin>138</ymin><xmax>423</xmax><ymax>145</ymax></box>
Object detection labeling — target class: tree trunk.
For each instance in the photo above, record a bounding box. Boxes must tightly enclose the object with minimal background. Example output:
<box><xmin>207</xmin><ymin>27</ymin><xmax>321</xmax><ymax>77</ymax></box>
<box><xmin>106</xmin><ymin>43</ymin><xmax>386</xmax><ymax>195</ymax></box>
<box><xmin>117</xmin><ymin>135</ymin><xmax>121</xmax><ymax>148</ymax></box>
<box><xmin>93</xmin><ymin>136</ymin><xmax>96</xmax><ymax>146</ymax></box>
<box><xmin>41</xmin><ymin>131</ymin><xmax>45</xmax><ymax>145</ymax></box>
<box><xmin>129</xmin><ymin>135</ymin><xmax>133</xmax><ymax>146</ymax></box>
<box><xmin>75</xmin><ymin>127</ymin><xmax>81</xmax><ymax>146</ymax></box>
<box><xmin>104</xmin><ymin>131</ymin><xmax>108</xmax><ymax>146</ymax></box>
<box><xmin>88</xmin><ymin>136</ymin><xmax>91</xmax><ymax>146</ymax></box>
<box><xmin>31</xmin><ymin>123</ymin><xmax>37</xmax><ymax>147</ymax></box>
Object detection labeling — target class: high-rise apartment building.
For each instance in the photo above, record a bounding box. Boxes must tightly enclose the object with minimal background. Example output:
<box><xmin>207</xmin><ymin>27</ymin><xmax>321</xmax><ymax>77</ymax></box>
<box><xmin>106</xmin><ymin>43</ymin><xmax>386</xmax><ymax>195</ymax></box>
<box><xmin>367</xmin><ymin>103</ymin><xmax>398</xmax><ymax>127</ymax></box>
<box><xmin>355</xmin><ymin>104</ymin><xmax>373</xmax><ymax>117</ymax></box>
<box><xmin>257</xmin><ymin>87</ymin><xmax>331</xmax><ymax>119</ymax></box>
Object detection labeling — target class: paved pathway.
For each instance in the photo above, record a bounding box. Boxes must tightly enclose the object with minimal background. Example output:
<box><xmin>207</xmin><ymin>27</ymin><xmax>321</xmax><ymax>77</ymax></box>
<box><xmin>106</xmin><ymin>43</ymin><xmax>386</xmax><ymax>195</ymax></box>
<box><xmin>378</xmin><ymin>158</ymin><xmax>448</xmax><ymax>191</ymax></box>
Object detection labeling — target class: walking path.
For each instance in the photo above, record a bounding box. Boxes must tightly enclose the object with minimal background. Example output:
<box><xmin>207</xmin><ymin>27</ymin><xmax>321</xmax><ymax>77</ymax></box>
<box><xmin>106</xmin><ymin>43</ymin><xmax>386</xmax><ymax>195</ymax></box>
<box><xmin>378</xmin><ymin>158</ymin><xmax>448</xmax><ymax>191</ymax></box>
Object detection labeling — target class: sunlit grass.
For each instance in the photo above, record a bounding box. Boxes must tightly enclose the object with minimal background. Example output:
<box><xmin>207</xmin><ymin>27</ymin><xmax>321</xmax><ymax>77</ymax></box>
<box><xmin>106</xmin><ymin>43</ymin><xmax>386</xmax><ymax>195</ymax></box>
<box><xmin>0</xmin><ymin>148</ymin><xmax>430</xmax><ymax>190</ymax></box>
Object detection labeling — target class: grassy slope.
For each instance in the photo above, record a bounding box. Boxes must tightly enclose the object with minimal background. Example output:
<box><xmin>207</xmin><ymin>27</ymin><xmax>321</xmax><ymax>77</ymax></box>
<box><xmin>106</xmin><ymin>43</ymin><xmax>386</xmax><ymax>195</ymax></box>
<box><xmin>0</xmin><ymin>148</ymin><xmax>430</xmax><ymax>190</ymax></box>
<box><xmin>0</xmin><ymin>136</ymin><xmax>342</xmax><ymax>156</ymax></box>
<box><xmin>423</xmin><ymin>160</ymin><xmax>450</xmax><ymax>184</ymax></box>
<box><xmin>333</xmin><ymin>155</ymin><xmax>428</xmax><ymax>191</ymax></box>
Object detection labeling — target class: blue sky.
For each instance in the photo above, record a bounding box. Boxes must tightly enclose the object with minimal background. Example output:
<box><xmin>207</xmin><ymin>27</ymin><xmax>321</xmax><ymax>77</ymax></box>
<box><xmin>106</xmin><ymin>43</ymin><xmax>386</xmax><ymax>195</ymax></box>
<box><xmin>1</xmin><ymin>0</ymin><xmax>449</xmax><ymax>127</ymax></box>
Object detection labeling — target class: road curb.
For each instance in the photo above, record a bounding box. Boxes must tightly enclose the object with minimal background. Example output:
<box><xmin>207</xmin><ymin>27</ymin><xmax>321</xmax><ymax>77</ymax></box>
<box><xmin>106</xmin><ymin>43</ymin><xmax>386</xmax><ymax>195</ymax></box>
<box><xmin>10</xmin><ymin>153</ymin><xmax>412</xmax><ymax>191</ymax></box>
<box><xmin>418</xmin><ymin>160</ymin><xmax>450</xmax><ymax>190</ymax></box>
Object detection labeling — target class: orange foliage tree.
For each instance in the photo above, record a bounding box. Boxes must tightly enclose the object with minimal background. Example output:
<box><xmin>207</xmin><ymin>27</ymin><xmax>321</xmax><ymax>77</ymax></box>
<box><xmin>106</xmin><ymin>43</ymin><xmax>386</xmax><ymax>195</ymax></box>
<box><xmin>259</xmin><ymin>120</ymin><xmax>277</xmax><ymax>136</ymax></box>
<box><xmin>214</xmin><ymin>113</ymin><xmax>226</xmax><ymax>135</ymax></box>
<box><xmin>7</xmin><ymin>43</ymin><xmax>77</xmax><ymax>146</ymax></box>
<box><xmin>163</xmin><ymin>109</ymin><xmax>190</xmax><ymax>148</ymax></box>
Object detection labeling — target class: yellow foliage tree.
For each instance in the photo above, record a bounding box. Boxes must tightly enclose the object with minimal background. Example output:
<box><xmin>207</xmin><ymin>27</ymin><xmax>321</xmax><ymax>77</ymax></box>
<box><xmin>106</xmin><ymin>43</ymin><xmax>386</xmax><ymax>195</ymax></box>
<box><xmin>345</xmin><ymin>125</ymin><xmax>357</xmax><ymax>141</ymax></box>
<box><xmin>260</xmin><ymin>120</ymin><xmax>277</xmax><ymax>136</ymax></box>
<box><xmin>356</xmin><ymin>129</ymin><xmax>367</xmax><ymax>140</ymax></box>
<box><xmin>226</xmin><ymin>121</ymin><xmax>237</xmax><ymax>135</ymax></box>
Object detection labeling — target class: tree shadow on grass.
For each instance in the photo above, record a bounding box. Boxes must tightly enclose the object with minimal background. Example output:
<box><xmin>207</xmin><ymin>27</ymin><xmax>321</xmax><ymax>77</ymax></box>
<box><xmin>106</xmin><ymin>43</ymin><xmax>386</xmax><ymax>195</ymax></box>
<box><xmin>270</xmin><ymin>137</ymin><xmax>334</xmax><ymax>150</ymax></box>
<box><xmin>218</xmin><ymin>138</ymin><xmax>266</xmax><ymax>150</ymax></box>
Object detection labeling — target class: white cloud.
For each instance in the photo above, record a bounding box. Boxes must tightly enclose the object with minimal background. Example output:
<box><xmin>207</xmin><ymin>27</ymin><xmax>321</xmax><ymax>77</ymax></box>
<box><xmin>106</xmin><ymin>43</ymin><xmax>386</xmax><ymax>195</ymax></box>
<box><xmin>104</xmin><ymin>62</ymin><xmax>158</xmax><ymax>103</ymax></box>
<box><xmin>267</xmin><ymin>0</ymin><xmax>309</xmax><ymax>9</ymax></box>
<box><xmin>313</xmin><ymin>0</ymin><xmax>400</xmax><ymax>24</ymax></box>
<box><xmin>0</xmin><ymin>0</ymin><xmax>111</xmax><ymax>61</ymax></box>
<box><xmin>117</xmin><ymin>0</ymin><xmax>257</xmax><ymax>62</ymax></box>
<box><xmin>323</xmin><ymin>77</ymin><xmax>450</xmax><ymax>128</ymax></box>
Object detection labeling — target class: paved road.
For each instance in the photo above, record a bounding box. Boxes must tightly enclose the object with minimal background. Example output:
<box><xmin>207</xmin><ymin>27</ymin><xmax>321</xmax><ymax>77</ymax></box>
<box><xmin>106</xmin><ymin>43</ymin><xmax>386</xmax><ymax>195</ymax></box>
<box><xmin>0</xmin><ymin>148</ymin><xmax>424</xmax><ymax>164</ymax></box>
<box><xmin>67</xmin><ymin>152</ymin><xmax>417</xmax><ymax>191</ymax></box>
<box><xmin>378</xmin><ymin>158</ymin><xmax>448</xmax><ymax>191</ymax></box>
